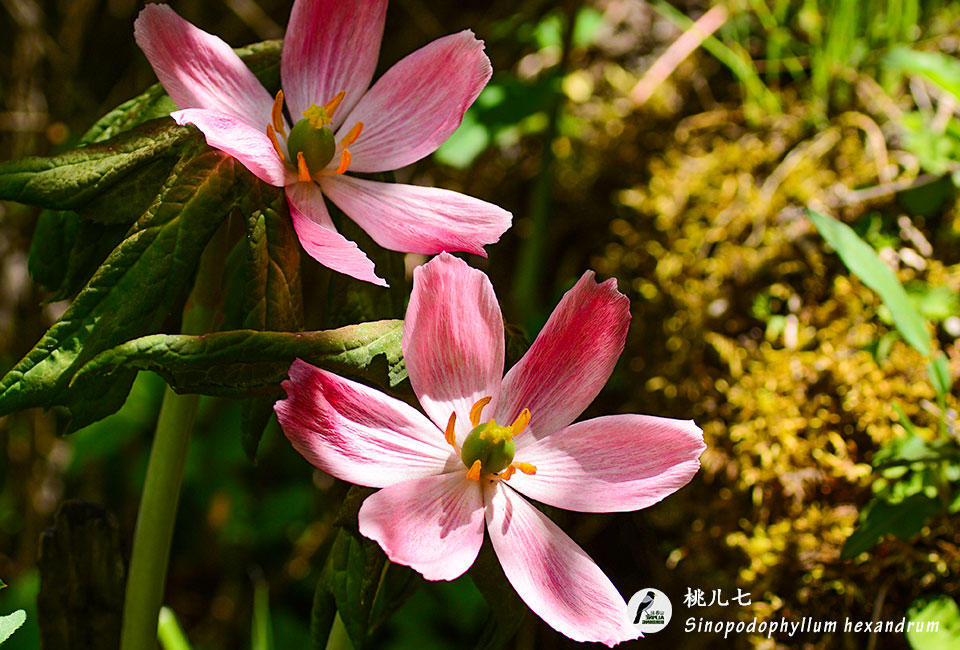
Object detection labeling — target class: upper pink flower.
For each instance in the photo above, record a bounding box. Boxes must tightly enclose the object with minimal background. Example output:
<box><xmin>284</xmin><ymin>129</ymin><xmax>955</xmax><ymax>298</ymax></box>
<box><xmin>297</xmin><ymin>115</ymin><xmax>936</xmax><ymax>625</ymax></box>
<box><xmin>275</xmin><ymin>253</ymin><xmax>706</xmax><ymax>646</ymax></box>
<box><xmin>134</xmin><ymin>1</ymin><xmax>511</xmax><ymax>286</ymax></box>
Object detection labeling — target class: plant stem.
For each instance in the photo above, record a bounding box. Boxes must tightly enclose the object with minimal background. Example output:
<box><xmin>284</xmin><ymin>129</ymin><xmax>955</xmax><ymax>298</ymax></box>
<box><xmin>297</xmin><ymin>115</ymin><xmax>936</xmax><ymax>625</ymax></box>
<box><xmin>119</xmin><ymin>223</ymin><xmax>228</xmax><ymax>650</ymax></box>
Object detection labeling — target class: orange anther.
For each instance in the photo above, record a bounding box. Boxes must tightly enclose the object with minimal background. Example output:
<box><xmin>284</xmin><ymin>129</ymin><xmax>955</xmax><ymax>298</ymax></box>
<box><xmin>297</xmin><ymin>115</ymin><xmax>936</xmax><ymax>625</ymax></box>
<box><xmin>341</xmin><ymin>121</ymin><xmax>364</xmax><ymax>147</ymax></box>
<box><xmin>516</xmin><ymin>462</ymin><xmax>537</xmax><ymax>475</ymax></box>
<box><xmin>511</xmin><ymin>409</ymin><xmax>531</xmax><ymax>436</ymax></box>
<box><xmin>445</xmin><ymin>412</ymin><xmax>457</xmax><ymax>449</ymax></box>
<box><xmin>297</xmin><ymin>151</ymin><xmax>311</xmax><ymax>182</ymax></box>
<box><xmin>272</xmin><ymin>90</ymin><xmax>286</xmax><ymax>134</ymax></box>
<box><xmin>334</xmin><ymin>149</ymin><xmax>351</xmax><ymax>175</ymax></box>
<box><xmin>324</xmin><ymin>90</ymin><xmax>346</xmax><ymax>118</ymax></box>
<box><xmin>501</xmin><ymin>465</ymin><xmax>517</xmax><ymax>480</ymax></box>
<box><xmin>266</xmin><ymin>124</ymin><xmax>285</xmax><ymax>162</ymax></box>
<box><xmin>466</xmin><ymin>459</ymin><xmax>482</xmax><ymax>481</ymax></box>
<box><xmin>469</xmin><ymin>396</ymin><xmax>492</xmax><ymax>427</ymax></box>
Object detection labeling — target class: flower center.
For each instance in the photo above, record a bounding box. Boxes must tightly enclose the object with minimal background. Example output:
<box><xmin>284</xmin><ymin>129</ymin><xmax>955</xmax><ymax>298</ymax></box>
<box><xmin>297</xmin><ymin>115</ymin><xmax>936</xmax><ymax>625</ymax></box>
<box><xmin>264</xmin><ymin>90</ymin><xmax>363</xmax><ymax>182</ymax></box>
<box><xmin>443</xmin><ymin>397</ymin><xmax>537</xmax><ymax>482</ymax></box>
<box><xmin>461</xmin><ymin>420</ymin><xmax>516</xmax><ymax>475</ymax></box>
<box><xmin>287</xmin><ymin>107</ymin><xmax>337</xmax><ymax>172</ymax></box>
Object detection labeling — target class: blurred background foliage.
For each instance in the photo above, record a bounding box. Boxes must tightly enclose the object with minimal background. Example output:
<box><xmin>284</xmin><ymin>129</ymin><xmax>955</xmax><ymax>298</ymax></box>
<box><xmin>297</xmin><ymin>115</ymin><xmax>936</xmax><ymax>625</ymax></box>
<box><xmin>2</xmin><ymin>0</ymin><xmax>960</xmax><ymax>648</ymax></box>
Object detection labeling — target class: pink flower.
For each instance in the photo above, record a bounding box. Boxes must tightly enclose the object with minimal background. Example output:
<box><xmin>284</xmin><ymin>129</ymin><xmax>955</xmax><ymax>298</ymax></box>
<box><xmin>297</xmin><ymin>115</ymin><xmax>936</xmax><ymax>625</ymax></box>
<box><xmin>275</xmin><ymin>253</ymin><xmax>705</xmax><ymax>646</ymax></box>
<box><xmin>134</xmin><ymin>1</ymin><xmax>511</xmax><ymax>286</ymax></box>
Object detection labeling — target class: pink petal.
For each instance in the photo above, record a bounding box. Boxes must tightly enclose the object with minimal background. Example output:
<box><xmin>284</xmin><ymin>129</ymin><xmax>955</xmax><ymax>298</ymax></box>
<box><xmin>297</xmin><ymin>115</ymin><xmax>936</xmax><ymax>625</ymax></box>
<box><xmin>320</xmin><ymin>175</ymin><xmax>511</xmax><ymax>256</ymax></box>
<box><xmin>342</xmin><ymin>31</ymin><xmax>491</xmax><ymax>173</ymax></box>
<box><xmin>495</xmin><ymin>272</ymin><xmax>630</xmax><ymax>447</ymax></box>
<box><xmin>275</xmin><ymin>360</ymin><xmax>455</xmax><ymax>488</ymax></box>
<box><xmin>359</xmin><ymin>471</ymin><xmax>484</xmax><ymax>581</ymax></box>
<box><xmin>285</xmin><ymin>183</ymin><xmax>386</xmax><ymax>286</ymax></box>
<box><xmin>281</xmin><ymin>0</ymin><xmax>387</xmax><ymax>126</ymax></box>
<box><xmin>172</xmin><ymin>109</ymin><xmax>291</xmax><ymax>186</ymax></box>
<box><xmin>484</xmin><ymin>483</ymin><xmax>640</xmax><ymax>647</ymax></box>
<box><xmin>403</xmin><ymin>253</ymin><xmax>504</xmax><ymax>438</ymax></box>
<box><xmin>135</xmin><ymin>4</ymin><xmax>274</xmax><ymax>127</ymax></box>
<box><xmin>508</xmin><ymin>415</ymin><xmax>705</xmax><ymax>512</ymax></box>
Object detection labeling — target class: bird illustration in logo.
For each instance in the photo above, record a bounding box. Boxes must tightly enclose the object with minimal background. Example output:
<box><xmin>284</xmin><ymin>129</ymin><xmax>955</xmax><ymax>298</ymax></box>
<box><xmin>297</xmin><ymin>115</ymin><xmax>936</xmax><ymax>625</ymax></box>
<box><xmin>632</xmin><ymin>590</ymin><xmax>656</xmax><ymax>625</ymax></box>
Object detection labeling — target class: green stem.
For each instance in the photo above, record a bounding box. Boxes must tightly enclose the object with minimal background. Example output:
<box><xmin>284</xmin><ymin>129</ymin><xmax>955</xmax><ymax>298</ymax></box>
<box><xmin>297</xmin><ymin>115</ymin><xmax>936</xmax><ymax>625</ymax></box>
<box><xmin>324</xmin><ymin>613</ymin><xmax>354</xmax><ymax>650</ymax></box>
<box><xmin>512</xmin><ymin>2</ymin><xmax>574</xmax><ymax>333</ymax></box>
<box><xmin>119</xmin><ymin>223</ymin><xmax>229</xmax><ymax>650</ymax></box>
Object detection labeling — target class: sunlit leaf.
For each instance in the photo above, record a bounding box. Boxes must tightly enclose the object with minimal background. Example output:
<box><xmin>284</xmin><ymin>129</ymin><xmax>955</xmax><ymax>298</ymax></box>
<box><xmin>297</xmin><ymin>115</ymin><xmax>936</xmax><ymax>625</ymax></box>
<box><xmin>72</xmin><ymin>320</ymin><xmax>406</xmax><ymax>398</ymax></box>
<box><xmin>887</xmin><ymin>47</ymin><xmax>960</xmax><ymax>104</ymax></box>
<box><xmin>907</xmin><ymin>595</ymin><xmax>960</xmax><ymax>650</ymax></box>
<box><xmin>158</xmin><ymin>607</ymin><xmax>193</xmax><ymax>650</ymax></box>
<box><xmin>808</xmin><ymin>209</ymin><xmax>931</xmax><ymax>356</ymax></box>
<box><xmin>928</xmin><ymin>355</ymin><xmax>952</xmax><ymax>398</ymax></box>
<box><xmin>0</xmin><ymin>610</ymin><xmax>26</xmax><ymax>645</ymax></box>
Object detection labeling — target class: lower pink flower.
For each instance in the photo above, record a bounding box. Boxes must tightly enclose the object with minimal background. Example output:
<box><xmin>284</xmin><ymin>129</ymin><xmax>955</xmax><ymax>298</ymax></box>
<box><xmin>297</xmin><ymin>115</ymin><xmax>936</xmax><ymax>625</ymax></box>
<box><xmin>275</xmin><ymin>253</ymin><xmax>705</xmax><ymax>646</ymax></box>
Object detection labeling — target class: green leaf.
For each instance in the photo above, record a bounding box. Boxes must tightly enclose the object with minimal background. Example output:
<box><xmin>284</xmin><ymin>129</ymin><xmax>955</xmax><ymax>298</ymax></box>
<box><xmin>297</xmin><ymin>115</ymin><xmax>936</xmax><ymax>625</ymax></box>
<box><xmin>0</xmin><ymin>135</ymin><xmax>280</xmax><ymax>430</ymax></box>
<box><xmin>72</xmin><ymin>320</ymin><xmax>406</xmax><ymax>398</ymax></box>
<box><xmin>909</xmin><ymin>283</ymin><xmax>960</xmax><ymax>323</ymax></box>
<box><xmin>907</xmin><ymin>595</ymin><xmax>960</xmax><ymax>650</ymax></box>
<box><xmin>158</xmin><ymin>607</ymin><xmax>193</xmax><ymax>650</ymax></box>
<box><xmin>24</xmin><ymin>40</ymin><xmax>282</xmax><ymax>296</ymax></box>
<box><xmin>808</xmin><ymin>209</ymin><xmax>932</xmax><ymax>356</ymax></box>
<box><xmin>928</xmin><ymin>355</ymin><xmax>952</xmax><ymax>398</ymax></box>
<box><xmin>0</xmin><ymin>610</ymin><xmax>26</xmax><ymax>645</ymax></box>
<box><xmin>886</xmin><ymin>47</ymin><xmax>960</xmax><ymax>105</ymax></box>
<box><xmin>311</xmin><ymin>488</ymin><xmax>420</xmax><ymax>649</ymax></box>
<box><xmin>240</xmin><ymin>206</ymin><xmax>304</xmax><ymax>459</ymax></box>
<box><xmin>0</xmin><ymin>119</ymin><xmax>191</xmax><ymax>216</ymax></box>
<box><xmin>320</xmin><ymin>529</ymin><xmax>387</xmax><ymax>650</ymax></box>
<box><xmin>242</xmin><ymin>207</ymin><xmax>303</xmax><ymax>333</ymax></box>
<box><xmin>841</xmin><ymin>493</ymin><xmax>943</xmax><ymax>559</ymax></box>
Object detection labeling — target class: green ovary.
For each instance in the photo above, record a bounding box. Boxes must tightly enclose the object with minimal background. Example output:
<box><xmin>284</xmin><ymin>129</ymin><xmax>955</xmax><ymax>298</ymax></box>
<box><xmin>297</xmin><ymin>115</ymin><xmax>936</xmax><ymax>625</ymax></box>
<box><xmin>460</xmin><ymin>421</ymin><xmax>516</xmax><ymax>474</ymax></box>
<box><xmin>287</xmin><ymin>118</ymin><xmax>335</xmax><ymax>172</ymax></box>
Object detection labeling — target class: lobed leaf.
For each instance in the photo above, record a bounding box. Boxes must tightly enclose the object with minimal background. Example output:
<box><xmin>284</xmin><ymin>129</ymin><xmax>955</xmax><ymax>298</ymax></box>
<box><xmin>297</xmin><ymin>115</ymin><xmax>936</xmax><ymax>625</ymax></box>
<box><xmin>0</xmin><ymin>119</ymin><xmax>191</xmax><ymax>216</ymax></box>
<box><xmin>71</xmin><ymin>321</ymin><xmax>406</xmax><ymax>398</ymax></box>
<box><xmin>23</xmin><ymin>39</ymin><xmax>282</xmax><ymax>298</ymax></box>
<box><xmin>240</xmin><ymin>206</ymin><xmax>304</xmax><ymax>458</ymax></box>
<box><xmin>0</xmin><ymin>139</ymin><xmax>281</xmax><ymax>430</ymax></box>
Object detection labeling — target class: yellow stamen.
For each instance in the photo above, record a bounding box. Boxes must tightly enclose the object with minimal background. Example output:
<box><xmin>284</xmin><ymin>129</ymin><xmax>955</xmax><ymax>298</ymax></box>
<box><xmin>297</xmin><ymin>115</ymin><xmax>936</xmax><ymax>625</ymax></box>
<box><xmin>445</xmin><ymin>412</ymin><xmax>458</xmax><ymax>450</ymax></box>
<box><xmin>516</xmin><ymin>462</ymin><xmax>537</xmax><ymax>475</ymax></box>
<box><xmin>297</xmin><ymin>151</ymin><xmax>311</xmax><ymax>182</ymax></box>
<box><xmin>272</xmin><ymin>90</ymin><xmax>286</xmax><ymax>134</ymax></box>
<box><xmin>466</xmin><ymin>459</ymin><xmax>482</xmax><ymax>481</ymax></box>
<box><xmin>501</xmin><ymin>465</ymin><xmax>517</xmax><ymax>480</ymax></box>
<box><xmin>341</xmin><ymin>121</ymin><xmax>364</xmax><ymax>147</ymax></box>
<box><xmin>266</xmin><ymin>124</ymin><xmax>285</xmax><ymax>162</ymax></box>
<box><xmin>470</xmin><ymin>396</ymin><xmax>492</xmax><ymax>427</ymax></box>
<box><xmin>334</xmin><ymin>149</ymin><xmax>351</xmax><ymax>174</ymax></box>
<box><xmin>324</xmin><ymin>90</ymin><xmax>346</xmax><ymax>118</ymax></box>
<box><xmin>511</xmin><ymin>409</ymin><xmax>531</xmax><ymax>436</ymax></box>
